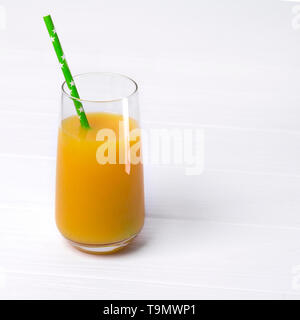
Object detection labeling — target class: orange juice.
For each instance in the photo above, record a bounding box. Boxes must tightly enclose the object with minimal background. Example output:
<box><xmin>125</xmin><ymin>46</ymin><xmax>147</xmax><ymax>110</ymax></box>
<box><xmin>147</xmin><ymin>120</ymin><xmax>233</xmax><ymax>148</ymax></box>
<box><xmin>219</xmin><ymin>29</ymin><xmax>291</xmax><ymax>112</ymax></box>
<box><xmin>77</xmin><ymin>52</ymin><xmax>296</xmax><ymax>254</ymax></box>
<box><xmin>55</xmin><ymin>112</ymin><xmax>145</xmax><ymax>249</ymax></box>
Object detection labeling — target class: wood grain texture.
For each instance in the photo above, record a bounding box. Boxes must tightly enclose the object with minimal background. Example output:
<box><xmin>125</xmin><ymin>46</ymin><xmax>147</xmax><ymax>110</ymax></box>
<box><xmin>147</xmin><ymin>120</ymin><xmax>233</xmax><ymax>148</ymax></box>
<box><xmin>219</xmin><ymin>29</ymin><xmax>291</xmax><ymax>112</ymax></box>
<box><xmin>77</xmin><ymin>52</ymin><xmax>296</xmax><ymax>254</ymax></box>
<box><xmin>0</xmin><ymin>0</ymin><xmax>300</xmax><ymax>299</ymax></box>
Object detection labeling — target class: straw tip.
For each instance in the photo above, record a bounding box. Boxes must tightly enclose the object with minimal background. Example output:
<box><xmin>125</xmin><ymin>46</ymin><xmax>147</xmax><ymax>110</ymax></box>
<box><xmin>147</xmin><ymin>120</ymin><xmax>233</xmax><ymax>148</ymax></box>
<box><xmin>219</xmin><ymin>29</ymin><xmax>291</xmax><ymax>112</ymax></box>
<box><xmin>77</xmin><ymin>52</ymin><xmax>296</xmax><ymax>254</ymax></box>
<box><xmin>43</xmin><ymin>14</ymin><xmax>51</xmax><ymax>21</ymax></box>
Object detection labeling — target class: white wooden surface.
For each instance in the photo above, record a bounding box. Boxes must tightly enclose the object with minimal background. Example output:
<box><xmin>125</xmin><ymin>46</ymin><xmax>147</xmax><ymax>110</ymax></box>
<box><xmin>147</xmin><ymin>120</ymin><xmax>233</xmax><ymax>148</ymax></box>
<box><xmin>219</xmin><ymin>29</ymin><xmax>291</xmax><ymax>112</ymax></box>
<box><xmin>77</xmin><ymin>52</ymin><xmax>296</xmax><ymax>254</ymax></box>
<box><xmin>1</xmin><ymin>0</ymin><xmax>300</xmax><ymax>299</ymax></box>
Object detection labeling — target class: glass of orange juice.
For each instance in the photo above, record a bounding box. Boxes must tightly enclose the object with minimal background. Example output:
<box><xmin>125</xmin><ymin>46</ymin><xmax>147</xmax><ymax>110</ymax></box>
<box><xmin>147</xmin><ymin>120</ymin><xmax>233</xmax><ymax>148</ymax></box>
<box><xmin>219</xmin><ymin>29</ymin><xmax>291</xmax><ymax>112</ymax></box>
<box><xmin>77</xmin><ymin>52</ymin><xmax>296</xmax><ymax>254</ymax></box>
<box><xmin>55</xmin><ymin>72</ymin><xmax>145</xmax><ymax>254</ymax></box>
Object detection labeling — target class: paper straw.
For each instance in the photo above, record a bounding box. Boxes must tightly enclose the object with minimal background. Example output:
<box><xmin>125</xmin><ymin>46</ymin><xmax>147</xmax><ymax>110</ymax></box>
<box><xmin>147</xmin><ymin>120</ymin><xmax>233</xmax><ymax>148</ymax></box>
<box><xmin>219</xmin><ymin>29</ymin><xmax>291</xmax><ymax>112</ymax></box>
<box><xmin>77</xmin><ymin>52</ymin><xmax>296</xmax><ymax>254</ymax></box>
<box><xmin>43</xmin><ymin>14</ymin><xmax>90</xmax><ymax>129</ymax></box>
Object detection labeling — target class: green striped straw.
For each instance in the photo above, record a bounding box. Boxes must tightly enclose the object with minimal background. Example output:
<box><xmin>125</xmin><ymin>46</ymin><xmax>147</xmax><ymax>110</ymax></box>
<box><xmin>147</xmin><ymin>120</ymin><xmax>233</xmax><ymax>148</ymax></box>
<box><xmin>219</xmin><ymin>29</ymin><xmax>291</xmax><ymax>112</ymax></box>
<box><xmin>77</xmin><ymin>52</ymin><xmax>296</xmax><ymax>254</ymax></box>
<box><xmin>43</xmin><ymin>14</ymin><xmax>90</xmax><ymax>129</ymax></box>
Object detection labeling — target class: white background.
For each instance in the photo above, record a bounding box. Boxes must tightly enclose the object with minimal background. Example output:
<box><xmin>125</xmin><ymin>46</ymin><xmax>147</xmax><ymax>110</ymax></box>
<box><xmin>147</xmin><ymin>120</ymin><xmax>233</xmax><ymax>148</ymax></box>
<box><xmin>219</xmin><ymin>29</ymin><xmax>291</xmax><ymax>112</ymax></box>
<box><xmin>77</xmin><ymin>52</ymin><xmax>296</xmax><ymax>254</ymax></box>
<box><xmin>1</xmin><ymin>0</ymin><xmax>300</xmax><ymax>299</ymax></box>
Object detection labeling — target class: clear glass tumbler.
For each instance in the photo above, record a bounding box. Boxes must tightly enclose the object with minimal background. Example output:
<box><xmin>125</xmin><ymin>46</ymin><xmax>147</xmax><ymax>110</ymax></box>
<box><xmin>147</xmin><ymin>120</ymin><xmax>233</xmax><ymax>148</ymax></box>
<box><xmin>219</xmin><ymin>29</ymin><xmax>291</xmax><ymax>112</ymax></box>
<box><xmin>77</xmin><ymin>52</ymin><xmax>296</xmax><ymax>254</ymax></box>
<box><xmin>55</xmin><ymin>72</ymin><xmax>145</xmax><ymax>254</ymax></box>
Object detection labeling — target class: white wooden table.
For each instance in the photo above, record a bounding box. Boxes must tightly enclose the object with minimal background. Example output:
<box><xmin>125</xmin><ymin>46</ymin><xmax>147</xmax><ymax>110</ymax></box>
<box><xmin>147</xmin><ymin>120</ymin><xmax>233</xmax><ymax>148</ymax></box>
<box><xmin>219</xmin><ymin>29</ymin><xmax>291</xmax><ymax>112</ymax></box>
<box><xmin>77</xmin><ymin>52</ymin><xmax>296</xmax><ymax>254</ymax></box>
<box><xmin>1</xmin><ymin>0</ymin><xmax>300</xmax><ymax>299</ymax></box>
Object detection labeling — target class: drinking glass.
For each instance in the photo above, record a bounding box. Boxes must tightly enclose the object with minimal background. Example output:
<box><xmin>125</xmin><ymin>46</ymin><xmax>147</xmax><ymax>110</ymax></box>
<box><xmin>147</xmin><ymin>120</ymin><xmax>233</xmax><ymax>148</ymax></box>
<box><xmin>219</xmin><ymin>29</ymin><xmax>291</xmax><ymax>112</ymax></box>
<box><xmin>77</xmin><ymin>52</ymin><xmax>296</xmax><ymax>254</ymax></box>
<box><xmin>56</xmin><ymin>72</ymin><xmax>145</xmax><ymax>254</ymax></box>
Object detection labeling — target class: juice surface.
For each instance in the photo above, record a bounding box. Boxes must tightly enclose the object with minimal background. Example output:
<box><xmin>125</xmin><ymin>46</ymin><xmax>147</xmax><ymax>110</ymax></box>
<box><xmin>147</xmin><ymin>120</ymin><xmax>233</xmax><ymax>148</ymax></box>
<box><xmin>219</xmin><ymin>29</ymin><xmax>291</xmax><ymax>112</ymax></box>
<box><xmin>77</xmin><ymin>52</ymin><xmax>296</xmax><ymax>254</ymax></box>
<box><xmin>56</xmin><ymin>112</ymin><xmax>145</xmax><ymax>244</ymax></box>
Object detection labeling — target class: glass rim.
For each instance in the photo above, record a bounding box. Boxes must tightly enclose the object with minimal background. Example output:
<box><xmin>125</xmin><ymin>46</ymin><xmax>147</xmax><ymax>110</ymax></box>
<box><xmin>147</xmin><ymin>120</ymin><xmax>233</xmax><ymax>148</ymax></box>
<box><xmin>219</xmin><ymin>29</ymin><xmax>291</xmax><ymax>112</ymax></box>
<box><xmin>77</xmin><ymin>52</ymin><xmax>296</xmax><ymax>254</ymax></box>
<box><xmin>61</xmin><ymin>72</ymin><xmax>138</xmax><ymax>103</ymax></box>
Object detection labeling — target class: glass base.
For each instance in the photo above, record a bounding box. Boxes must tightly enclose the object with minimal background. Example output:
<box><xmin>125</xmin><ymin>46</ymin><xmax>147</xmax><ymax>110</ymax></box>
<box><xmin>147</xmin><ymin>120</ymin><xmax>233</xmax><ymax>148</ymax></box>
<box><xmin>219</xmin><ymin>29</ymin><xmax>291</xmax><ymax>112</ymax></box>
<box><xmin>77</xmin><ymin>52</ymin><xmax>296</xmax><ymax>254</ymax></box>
<box><xmin>67</xmin><ymin>234</ymin><xmax>138</xmax><ymax>255</ymax></box>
